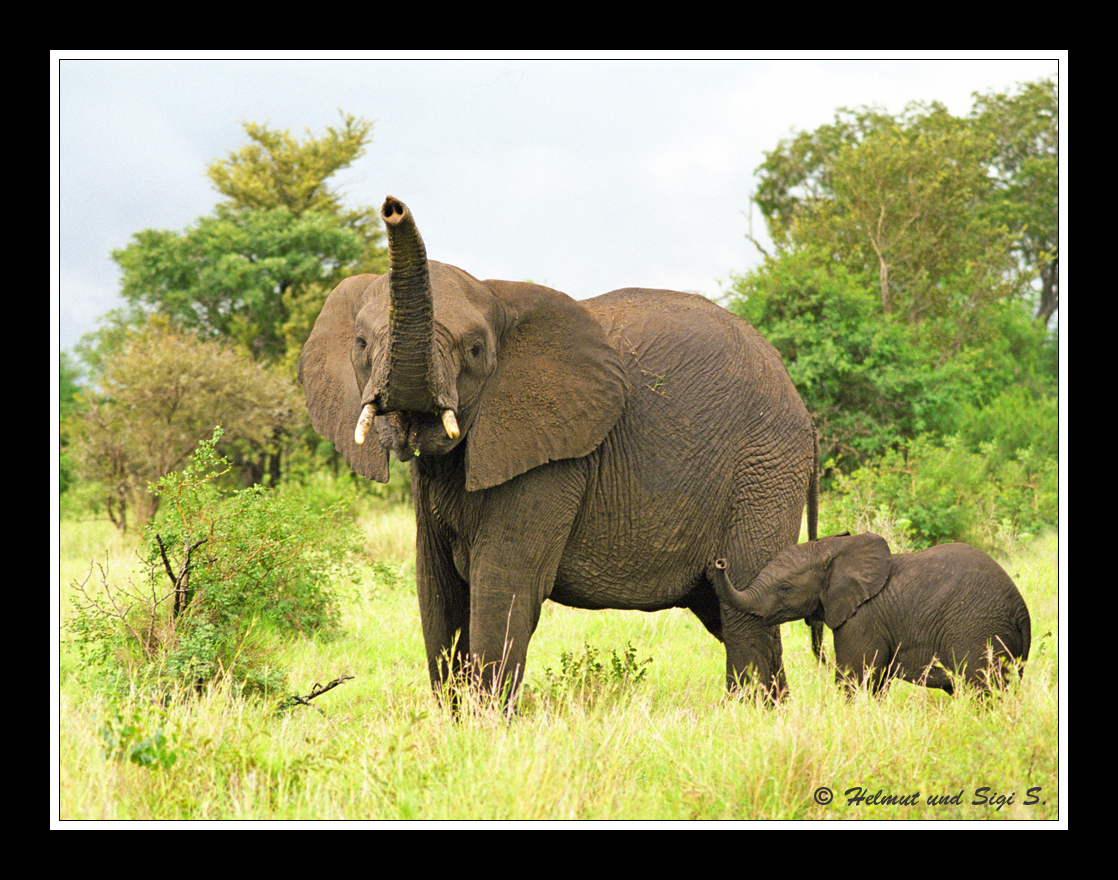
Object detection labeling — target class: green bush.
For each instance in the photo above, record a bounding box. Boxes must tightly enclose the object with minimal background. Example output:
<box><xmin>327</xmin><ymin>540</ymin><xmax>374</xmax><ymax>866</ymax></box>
<box><xmin>66</xmin><ymin>431</ymin><xmax>362</xmax><ymax>698</ymax></box>
<box><xmin>728</xmin><ymin>249</ymin><xmax>978</xmax><ymax>475</ymax></box>
<box><xmin>823</xmin><ymin>433</ymin><xmax>1058</xmax><ymax>552</ymax></box>
<box><xmin>99</xmin><ymin>702</ymin><xmax>180</xmax><ymax>770</ymax></box>
<box><xmin>725</xmin><ymin>245</ymin><xmax>1058</xmax><ymax>486</ymax></box>
<box><xmin>529</xmin><ymin>642</ymin><xmax>653</xmax><ymax>710</ymax></box>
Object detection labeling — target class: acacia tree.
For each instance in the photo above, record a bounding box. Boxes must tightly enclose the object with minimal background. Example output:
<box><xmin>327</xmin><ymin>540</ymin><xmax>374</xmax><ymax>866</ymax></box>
<box><xmin>755</xmin><ymin>103</ymin><xmax>1024</xmax><ymax>357</ymax></box>
<box><xmin>752</xmin><ymin>78</ymin><xmax>1058</xmax><ymax>328</ymax></box>
<box><xmin>110</xmin><ymin>111</ymin><xmax>386</xmax><ymax>368</ymax></box>
<box><xmin>204</xmin><ymin>111</ymin><xmax>388</xmax><ymax>367</ymax></box>
<box><xmin>90</xmin><ymin>113</ymin><xmax>388</xmax><ymax>488</ymax></box>
<box><xmin>970</xmin><ymin>79</ymin><xmax>1060</xmax><ymax>326</ymax></box>
<box><xmin>730</xmin><ymin>77</ymin><xmax>1059</xmax><ymax>477</ymax></box>
<box><xmin>206</xmin><ymin>112</ymin><xmax>384</xmax><ymax>266</ymax></box>
<box><xmin>67</xmin><ymin>318</ymin><xmax>300</xmax><ymax>531</ymax></box>
<box><xmin>112</xmin><ymin>205</ymin><xmax>365</xmax><ymax>365</ymax></box>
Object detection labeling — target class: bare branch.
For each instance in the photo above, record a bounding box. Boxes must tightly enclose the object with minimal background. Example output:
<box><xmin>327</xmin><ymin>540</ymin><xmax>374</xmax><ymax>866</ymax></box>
<box><xmin>280</xmin><ymin>673</ymin><xmax>356</xmax><ymax>715</ymax></box>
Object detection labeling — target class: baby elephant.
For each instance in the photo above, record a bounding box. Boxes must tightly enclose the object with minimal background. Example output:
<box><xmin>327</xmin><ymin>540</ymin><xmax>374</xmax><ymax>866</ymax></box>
<box><xmin>711</xmin><ymin>533</ymin><xmax>1031</xmax><ymax>695</ymax></box>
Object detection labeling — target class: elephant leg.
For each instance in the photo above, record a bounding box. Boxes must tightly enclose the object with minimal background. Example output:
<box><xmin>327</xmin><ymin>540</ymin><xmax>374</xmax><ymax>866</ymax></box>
<box><xmin>848</xmin><ymin>651</ymin><xmax>893</xmax><ymax>698</ymax></box>
<box><xmin>466</xmin><ymin>580</ymin><xmax>542</xmax><ymax>705</ymax></box>
<box><xmin>834</xmin><ymin>639</ymin><xmax>887</xmax><ymax>698</ymax></box>
<box><xmin>720</xmin><ymin>606</ymin><xmax>788</xmax><ymax>702</ymax></box>
<box><xmin>808</xmin><ymin>619</ymin><xmax>826</xmax><ymax>662</ymax></box>
<box><xmin>415</xmin><ymin>524</ymin><xmax>471</xmax><ymax>705</ymax></box>
<box><xmin>462</xmin><ymin>463</ymin><xmax>584</xmax><ymax>707</ymax></box>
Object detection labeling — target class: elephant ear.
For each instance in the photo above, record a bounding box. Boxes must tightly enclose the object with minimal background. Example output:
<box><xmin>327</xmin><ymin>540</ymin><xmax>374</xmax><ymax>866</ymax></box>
<box><xmin>821</xmin><ymin>533</ymin><xmax>892</xmax><ymax>630</ymax></box>
<box><xmin>297</xmin><ymin>274</ymin><xmax>390</xmax><ymax>483</ymax></box>
<box><xmin>464</xmin><ymin>280</ymin><xmax>629</xmax><ymax>492</ymax></box>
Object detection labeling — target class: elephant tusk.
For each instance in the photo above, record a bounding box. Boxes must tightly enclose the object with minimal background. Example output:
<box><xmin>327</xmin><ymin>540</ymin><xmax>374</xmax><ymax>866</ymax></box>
<box><xmin>441</xmin><ymin>409</ymin><xmax>460</xmax><ymax>439</ymax></box>
<box><xmin>354</xmin><ymin>404</ymin><xmax>376</xmax><ymax>445</ymax></box>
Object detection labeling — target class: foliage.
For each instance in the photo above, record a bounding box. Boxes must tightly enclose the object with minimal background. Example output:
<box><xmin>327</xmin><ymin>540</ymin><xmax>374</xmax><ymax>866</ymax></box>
<box><xmin>202</xmin><ymin>111</ymin><xmax>387</xmax><ymax>370</ymax></box>
<box><xmin>970</xmin><ymin>79</ymin><xmax>1060</xmax><ymax>326</ymax></box>
<box><xmin>59</xmin><ymin>352</ymin><xmax>84</xmax><ymax>494</ymax></box>
<box><xmin>754</xmin><ymin>103</ymin><xmax>1024</xmax><ymax>356</ymax></box>
<box><xmin>729</xmin><ymin>76</ymin><xmax>1059</xmax><ymax>520</ymax></box>
<box><xmin>66</xmin><ymin>111</ymin><xmax>390</xmax><ymax>498</ymax></box>
<box><xmin>111</xmin><ymin>205</ymin><xmax>365</xmax><ymax>365</ymax></box>
<box><xmin>530</xmin><ymin>642</ymin><xmax>653</xmax><ymax>710</ymax></box>
<box><xmin>822</xmin><ymin>433</ymin><xmax>1058</xmax><ymax>552</ymax></box>
<box><xmin>752</xmin><ymin>78</ymin><xmax>1058</xmax><ymax>328</ymax></box>
<box><xmin>726</xmin><ymin>246</ymin><xmax>1055</xmax><ymax>477</ymax></box>
<box><xmin>65</xmin><ymin>318</ymin><xmax>301</xmax><ymax>530</ymax></box>
<box><xmin>206</xmin><ymin>112</ymin><xmax>385</xmax><ymax>274</ymax></box>
<box><xmin>99</xmin><ymin>703</ymin><xmax>180</xmax><ymax>770</ymax></box>
<box><xmin>65</xmin><ymin>432</ymin><xmax>360</xmax><ymax>698</ymax></box>
<box><xmin>91</xmin><ymin>111</ymin><xmax>384</xmax><ymax>374</ymax></box>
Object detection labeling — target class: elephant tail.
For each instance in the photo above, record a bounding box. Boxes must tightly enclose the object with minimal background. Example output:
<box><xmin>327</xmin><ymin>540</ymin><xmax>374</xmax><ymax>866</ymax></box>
<box><xmin>807</xmin><ymin>424</ymin><xmax>819</xmax><ymax>542</ymax></box>
<box><xmin>805</xmin><ymin>424</ymin><xmax>825</xmax><ymax>663</ymax></box>
<box><xmin>998</xmin><ymin>602</ymin><xmax>1032</xmax><ymax>686</ymax></box>
<box><xmin>1016</xmin><ymin>603</ymin><xmax>1032</xmax><ymax>669</ymax></box>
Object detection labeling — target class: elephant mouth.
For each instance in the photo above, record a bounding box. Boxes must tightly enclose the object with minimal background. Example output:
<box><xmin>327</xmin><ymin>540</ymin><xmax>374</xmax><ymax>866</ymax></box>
<box><xmin>379</xmin><ymin>409</ymin><xmax>462</xmax><ymax>460</ymax></box>
<box><xmin>355</xmin><ymin>397</ymin><xmax>461</xmax><ymax>454</ymax></box>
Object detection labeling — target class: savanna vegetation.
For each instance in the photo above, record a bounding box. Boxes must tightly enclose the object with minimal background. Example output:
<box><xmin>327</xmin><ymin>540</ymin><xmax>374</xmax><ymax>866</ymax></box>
<box><xmin>57</xmin><ymin>81</ymin><xmax>1061</xmax><ymax>822</ymax></box>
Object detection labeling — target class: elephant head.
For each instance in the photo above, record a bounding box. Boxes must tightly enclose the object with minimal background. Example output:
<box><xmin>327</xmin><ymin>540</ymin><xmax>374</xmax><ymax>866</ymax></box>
<box><xmin>711</xmin><ymin>533</ymin><xmax>892</xmax><ymax>631</ymax></box>
<box><xmin>298</xmin><ymin>196</ymin><xmax>630</xmax><ymax>491</ymax></box>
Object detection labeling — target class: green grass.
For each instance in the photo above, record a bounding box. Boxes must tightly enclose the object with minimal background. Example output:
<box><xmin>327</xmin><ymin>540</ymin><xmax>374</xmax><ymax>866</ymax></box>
<box><xmin>56</xmin><ymin>506</ymin><xmax>1061</xmax><ymax>823</ymax></box>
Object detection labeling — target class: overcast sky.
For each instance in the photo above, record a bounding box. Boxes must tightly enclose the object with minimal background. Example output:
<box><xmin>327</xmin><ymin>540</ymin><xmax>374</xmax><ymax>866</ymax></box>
<box><xmin>52</xmin><ymin>54</ymin><xmax>1062</xmax><ymax>360</ymax></box>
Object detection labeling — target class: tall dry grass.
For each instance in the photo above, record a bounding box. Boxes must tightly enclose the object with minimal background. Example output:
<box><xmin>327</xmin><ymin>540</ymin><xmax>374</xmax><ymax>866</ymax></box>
<box><xmin>56</xmin><ymin>502</ymin><xmax>1061</xmax><ymax>824</ymax></box>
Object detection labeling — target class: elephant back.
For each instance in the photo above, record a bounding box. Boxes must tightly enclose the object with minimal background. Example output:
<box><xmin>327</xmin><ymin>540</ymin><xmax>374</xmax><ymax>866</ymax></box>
<box><xmin>585</xmin><ymin>288</ymin><xmax>810</xmax><ymax>431</ymax></box>
<box><xmin>560</xmin><ymin>288</ymin><xmax>816</xmax><ymax>599</ymax></box>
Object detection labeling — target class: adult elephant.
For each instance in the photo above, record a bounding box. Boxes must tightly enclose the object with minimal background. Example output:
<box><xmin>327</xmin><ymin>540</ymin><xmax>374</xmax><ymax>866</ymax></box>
<box><xmin>299</xmin><ymin>196</ymin><xmax>818</xmax><ymax>705</ymax></box>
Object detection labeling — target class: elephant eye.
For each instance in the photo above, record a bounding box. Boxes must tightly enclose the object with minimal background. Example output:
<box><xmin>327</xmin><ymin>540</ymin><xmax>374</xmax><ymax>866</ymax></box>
<box><xmin>468</xmin><ymin>341</ymin><xmax>484</xmax><ymax>359</ymax></box>
<box><xmin>354</xmin><ymin>336</ymin><xmax>368</xmax><ymax>350</ymax></box>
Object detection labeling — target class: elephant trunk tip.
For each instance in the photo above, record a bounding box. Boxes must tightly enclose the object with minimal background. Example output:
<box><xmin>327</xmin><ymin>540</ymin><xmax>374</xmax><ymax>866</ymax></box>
<box><xmin>382</xmin><ymin>196</ymin><xmax>407</xmax><ymax>224</ymax></box>
<box><xmin>714</xmin><ymin>558</ymin><xmax>728</xmax><ymax>570</ymax></box>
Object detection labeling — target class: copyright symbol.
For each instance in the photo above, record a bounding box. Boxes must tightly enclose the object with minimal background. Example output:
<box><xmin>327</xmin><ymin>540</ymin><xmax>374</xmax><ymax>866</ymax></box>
<box><xmin>814</xmin><ymin>787</ymin><xmax>833</xmax><ymax>806</ymax></box>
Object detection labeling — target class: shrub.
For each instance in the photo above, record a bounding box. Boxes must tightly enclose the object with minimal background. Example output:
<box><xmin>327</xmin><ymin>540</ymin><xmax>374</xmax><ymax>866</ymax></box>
<box><xmin>67</xmin><ymin>431</ymin><xmax>362</xmax><ymax>698</ymax></box>
<box><xmin>530</xmin><ymin>642</ymin><xmax>653</xmax><ymax>710</ymax></box>
<box><xmin>823</xmin><ymin>433</ymin><xmax>1058</xmax><ymax>552</ymax></box>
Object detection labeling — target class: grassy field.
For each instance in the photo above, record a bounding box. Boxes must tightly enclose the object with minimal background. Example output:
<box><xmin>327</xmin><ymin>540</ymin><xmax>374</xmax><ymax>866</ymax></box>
<box><xmin>55</xmin><ymin>502</ymin><xmax>1062</xmax><ymax>824</ymax></box>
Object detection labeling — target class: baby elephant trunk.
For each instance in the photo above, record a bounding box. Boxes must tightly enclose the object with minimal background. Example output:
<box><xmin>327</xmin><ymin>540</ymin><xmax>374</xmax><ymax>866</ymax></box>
<box><xmin>711</xmin><ymin>558</ymin><xmax>754</xmax><ymax>614</ymax></box>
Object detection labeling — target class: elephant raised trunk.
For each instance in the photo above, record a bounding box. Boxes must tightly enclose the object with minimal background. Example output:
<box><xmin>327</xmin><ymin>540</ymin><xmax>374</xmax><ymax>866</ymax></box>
<box><xmin>354</xmin><ymin>197</ymin><xmax>459</xmax><ymax>445</ymax></box>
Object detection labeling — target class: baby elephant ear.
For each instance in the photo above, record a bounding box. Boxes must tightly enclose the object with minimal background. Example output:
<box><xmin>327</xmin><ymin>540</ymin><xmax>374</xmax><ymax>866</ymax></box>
<box><xmin>822</xmin><ymin>533</ymin><xmax>892</xmax><ymax>629</ymax></box>
<box><xmin>464</xmin><ymin>280</ymin><xmax>629</xmax><ymax>491</ymax></box>
<box><xmin>298</xmin><ymin>275</ymin><xmax>390</xmax><ymax>483</ymax></box>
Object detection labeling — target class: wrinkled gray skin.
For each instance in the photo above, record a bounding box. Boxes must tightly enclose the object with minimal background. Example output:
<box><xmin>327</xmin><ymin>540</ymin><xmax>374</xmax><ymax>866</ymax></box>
<box><xmin>299</xmin><ymin>196</ymin><xmax>818</xmax><ymax>706</ymax></box>
<box><xmin>711</xmin><ymin>534</ymin><xmax>1031</xmax><ymax>695</ymax></box>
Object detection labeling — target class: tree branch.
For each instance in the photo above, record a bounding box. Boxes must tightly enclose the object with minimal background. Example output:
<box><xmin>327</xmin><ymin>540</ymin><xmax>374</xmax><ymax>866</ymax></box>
<box><xmin>280</xmin><ymin>673</ymin><xmax>356</xmax><ymax>715</ymax></box>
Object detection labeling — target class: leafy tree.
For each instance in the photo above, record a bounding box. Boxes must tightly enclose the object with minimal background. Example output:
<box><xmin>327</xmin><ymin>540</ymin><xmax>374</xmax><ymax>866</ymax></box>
<box><xmin>752</xmin><ymin>78</ymin><xmax>1058</xmax><ymax>328</ymax></box>
<box><xmin>752</xmin><ymin>103</ymin><xmax>899</xmax><ymax>249</ymax></box>
<box><xmin>728</xmin><ymin>246</ymin><xmax>1004</xmax><ymax>473</ymax></box>
<box><xmin>67</xmin><ymin>318</ymin><xmax>300</xmax><ymax>531</ymax></box>
<box><xmin>754</xmin><ymin>103</ymin><xmax>1024</xmax><ymax>361</ymax></box>
<box><xmin>970</xmin><ymin>78</ymin><xmax>1060</xmax><ymax>326</ymax></box>
<box><xmin>81</xmin><ymin>113</ymin><xmax>392</xmax><ymax>493</ymax></box>
<box><xmin>823</xmin><ymin>433</ymin><xmax>1058</xmax><ymax>552</ymax></box>
<box><xmin>205</xmin><ymin>111</ymin><xmax>387</xmax><ymax>366</ymax></box>
<box><xmin>112</xmin><ymin>205</ymin><xmax>365</xmax><ymax>365</ymax></box>
<box><xmin>206</xmin><ymin>111</ymin><xmax>384</xmax><ymax>272</ymax></box>
<box><xmin>729</xmin><ymin>78</ymin><xmax>1059</xmax><ymax>482</ymax></box>
<box><xmin>108</xmin><ymin>111</ymin><xmax>386</xmax><ymax>369</ymax></box>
